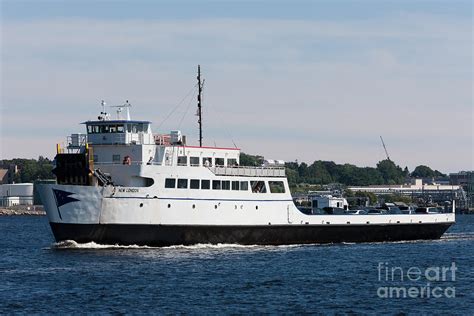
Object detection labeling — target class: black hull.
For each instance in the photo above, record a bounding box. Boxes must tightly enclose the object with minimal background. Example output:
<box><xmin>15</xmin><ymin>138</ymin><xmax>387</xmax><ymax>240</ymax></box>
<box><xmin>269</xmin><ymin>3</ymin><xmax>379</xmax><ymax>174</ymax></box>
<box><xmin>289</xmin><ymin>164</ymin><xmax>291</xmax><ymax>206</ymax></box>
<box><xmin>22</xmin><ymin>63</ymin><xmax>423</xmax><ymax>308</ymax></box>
<box><xmin>50</xmin><ymin>222</ymin><xmax>453</xmax><ymax>247</ymax></box>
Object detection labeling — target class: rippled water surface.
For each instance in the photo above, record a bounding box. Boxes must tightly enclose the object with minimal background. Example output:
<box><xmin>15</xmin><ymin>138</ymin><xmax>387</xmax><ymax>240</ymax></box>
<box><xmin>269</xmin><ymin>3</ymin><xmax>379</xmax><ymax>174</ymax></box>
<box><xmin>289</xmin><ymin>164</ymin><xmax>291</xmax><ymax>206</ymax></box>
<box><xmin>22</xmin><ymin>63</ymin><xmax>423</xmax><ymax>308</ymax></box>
<box><xmin>1</xmin><ymin>216</ymin><xmax>473</xmax><ymax>314</ymax></box>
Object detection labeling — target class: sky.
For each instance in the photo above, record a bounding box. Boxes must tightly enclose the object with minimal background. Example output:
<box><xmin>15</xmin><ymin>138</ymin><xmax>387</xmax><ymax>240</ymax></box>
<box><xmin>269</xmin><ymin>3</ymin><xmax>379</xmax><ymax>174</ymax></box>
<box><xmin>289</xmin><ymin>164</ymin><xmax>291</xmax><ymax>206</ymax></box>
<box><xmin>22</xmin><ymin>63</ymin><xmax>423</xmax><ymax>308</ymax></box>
<box><xmin>0</xmin><ymin>0</ymin><xmax>472</xmax><ymax>173</ymax></box>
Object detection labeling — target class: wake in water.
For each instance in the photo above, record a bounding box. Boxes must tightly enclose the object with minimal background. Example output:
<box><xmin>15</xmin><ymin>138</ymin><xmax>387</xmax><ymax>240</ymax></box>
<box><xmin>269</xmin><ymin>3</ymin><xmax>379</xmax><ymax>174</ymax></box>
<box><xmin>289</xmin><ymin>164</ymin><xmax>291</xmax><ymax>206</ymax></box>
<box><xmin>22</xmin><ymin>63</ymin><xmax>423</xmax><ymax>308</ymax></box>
<box><xmin>50</xmin><ymin>240</ymin><xmax>304</xmax><ymax>251</ymax></box>
<box><xmin>50</xmin><ymin>232</ymin><xmax>473</xmax><ymax>251</ymax></box>
<box><xmin>51</xmin><ymin>240</ymin><xmax>155</xmax><ymax>250</ymax></box>
<box><xmin>440</xmin><ymin>232</ymin><xmax>474</xmax><ymax>241</ymax></box>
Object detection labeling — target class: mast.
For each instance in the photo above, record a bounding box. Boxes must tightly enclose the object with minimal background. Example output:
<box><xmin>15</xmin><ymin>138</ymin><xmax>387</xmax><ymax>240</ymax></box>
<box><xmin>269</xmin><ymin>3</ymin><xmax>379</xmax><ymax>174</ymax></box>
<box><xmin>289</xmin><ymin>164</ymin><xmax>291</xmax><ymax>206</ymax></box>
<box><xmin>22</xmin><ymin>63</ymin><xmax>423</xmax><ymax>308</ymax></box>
<box><xmin>197</xmin><ymin>65</ymin><xmax>203</xmax><ymax>147</ymax></box>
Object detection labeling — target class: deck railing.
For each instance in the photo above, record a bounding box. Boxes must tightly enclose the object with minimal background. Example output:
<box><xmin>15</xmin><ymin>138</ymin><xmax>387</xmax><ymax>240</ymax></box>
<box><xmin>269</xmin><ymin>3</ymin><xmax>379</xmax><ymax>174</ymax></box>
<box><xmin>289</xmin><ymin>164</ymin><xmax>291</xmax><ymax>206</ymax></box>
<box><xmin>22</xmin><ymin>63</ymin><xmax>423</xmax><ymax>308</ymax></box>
<box><xmin>93</xmin><ymin>163</ymin><xmax>286</xmax><ymax>177</ymax></box>
<box><xmin>208</xmin><ymin>166</ymin><xmax>286</xmax><ymax>177</ymax></box>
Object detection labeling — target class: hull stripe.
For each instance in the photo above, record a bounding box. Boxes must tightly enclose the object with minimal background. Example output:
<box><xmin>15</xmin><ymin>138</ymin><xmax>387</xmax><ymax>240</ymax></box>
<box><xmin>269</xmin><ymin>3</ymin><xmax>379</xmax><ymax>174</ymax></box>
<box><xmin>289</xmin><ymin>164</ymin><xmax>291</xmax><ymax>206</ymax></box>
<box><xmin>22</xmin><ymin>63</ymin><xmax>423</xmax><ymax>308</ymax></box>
<box><xmin>50</xmin><ymin>222</ymin><xmax>452</xmax><ymax>247</ymax></box>
<box><xmin>109</xmin><ymin>196</ymin><xmax>294</xmax><ymax>202</ymax></box>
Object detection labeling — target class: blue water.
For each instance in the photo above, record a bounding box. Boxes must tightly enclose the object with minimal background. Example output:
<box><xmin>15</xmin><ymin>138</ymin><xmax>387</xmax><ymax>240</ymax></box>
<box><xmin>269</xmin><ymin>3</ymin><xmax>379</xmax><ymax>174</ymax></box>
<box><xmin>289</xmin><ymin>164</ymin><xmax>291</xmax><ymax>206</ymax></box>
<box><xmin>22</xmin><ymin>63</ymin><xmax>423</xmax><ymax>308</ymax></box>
<box><xmin>0</xmin><ymin>216</ymin><xmax>473</xmax><ymax>314</ymax></box>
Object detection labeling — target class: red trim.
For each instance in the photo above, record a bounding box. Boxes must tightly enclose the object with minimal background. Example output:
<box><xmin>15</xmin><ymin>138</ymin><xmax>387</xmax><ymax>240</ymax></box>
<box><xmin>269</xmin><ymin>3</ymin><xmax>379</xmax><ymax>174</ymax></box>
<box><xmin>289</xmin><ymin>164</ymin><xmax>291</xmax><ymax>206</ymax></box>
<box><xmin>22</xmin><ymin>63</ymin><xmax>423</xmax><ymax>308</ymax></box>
<box><xmin>181</xmin><ymin>145</ymin><xmax>240</xmax><ymax>151</ymax></box>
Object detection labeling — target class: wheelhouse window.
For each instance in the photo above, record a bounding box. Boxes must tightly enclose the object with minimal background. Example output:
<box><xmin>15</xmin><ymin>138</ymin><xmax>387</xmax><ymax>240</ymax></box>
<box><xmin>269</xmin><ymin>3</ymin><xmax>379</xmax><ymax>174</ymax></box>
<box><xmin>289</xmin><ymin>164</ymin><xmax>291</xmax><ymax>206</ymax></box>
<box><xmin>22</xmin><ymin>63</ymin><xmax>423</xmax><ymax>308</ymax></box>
<box><xmin>165</xmin><ymin>178</ymin><xmax>176</xmax><ymax>188</ymax></box>
<box><xmin>228</xmin><ymin>158</ymin><xmax>237</xmax><ymax>166</ymax></box>
<box><xmin>190</xmin><ymin>179</ymin><xmax>200</xmax><ymax>189</ymax></box>
<box><xmin>212</xmin><ymin>180</ymin><xmax>221</xmax><ymax>190</ymax></box>
<box><xmin>177</xmin><ymin>156</ymin><xmax>188</xmax><ymax>166</ymax></box>
<box><xmin>240</xmin><ymin>181</ymin><xmax>248</xmax><ymax>191</ymax></box>
<box><xmin>201</xmin><ymin>180</ymin><xmax>210</xmax><ymax>190</ymax></box>
<box><xmin>100</xmin><ymin>125</ymin><xmax>110</xmax><ymax>133</ymax></box>
<box><xmin>215</xmin><ymin>158</ymin><xmax>224</xmax><ymax>166</ymax></box>
<box><xmin>177</xmin><ymin>179</ymin><xmax>188</xmax><ymax>189</ymax></box>
<box><xmin>190</xmin><ymin>157</ymin><xmax>199</xmax><ymax>166</ymax></box>
<box><xmin>250</xmin><ymin>181</ymin><xmax>266</xmax><ymax>193</ymax></box>
<box><xmin>222</xmin><ymin>181</ymin><xmax>230</xmax><ymax>190</ymax></box>
<box><xmin>117</xmin><ymin>125</ymin><xmax>125</xmax><ymax>133</ymax></box>
<box><xmin>269</xmin><ymin>181</ymin><xmax>285</xmax><ymax>193</ymax></box>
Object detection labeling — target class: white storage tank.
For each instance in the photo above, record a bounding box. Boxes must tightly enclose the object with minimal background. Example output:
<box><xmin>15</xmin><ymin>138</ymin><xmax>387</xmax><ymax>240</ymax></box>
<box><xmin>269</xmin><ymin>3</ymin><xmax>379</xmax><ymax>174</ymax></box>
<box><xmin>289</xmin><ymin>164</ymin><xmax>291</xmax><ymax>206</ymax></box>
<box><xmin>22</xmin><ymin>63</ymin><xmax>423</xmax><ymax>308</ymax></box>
<box><xmin>0</xmin><ymin>183</ymin><xmax>34</xmax><ymax>206</ymax></box>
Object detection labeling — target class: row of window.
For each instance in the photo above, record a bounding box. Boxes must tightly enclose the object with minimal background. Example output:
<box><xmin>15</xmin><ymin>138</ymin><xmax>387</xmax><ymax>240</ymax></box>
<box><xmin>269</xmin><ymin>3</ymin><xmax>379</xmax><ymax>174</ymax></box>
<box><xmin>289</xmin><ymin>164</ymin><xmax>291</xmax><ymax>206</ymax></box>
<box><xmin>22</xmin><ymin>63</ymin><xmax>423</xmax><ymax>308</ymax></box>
<box><xmin>177</xmin><ymin>156</ymin><xmax>237</xmax><ymax>167</ymax></box>
<box><xmin>87</xmin><ymin>123</ymin><xmax>149</xmax><ymax>134</ymax></box>
<box><xmin>164</xmin><ymin>178</ymin><xmax>286</xmax><ymax>193</ymax></box>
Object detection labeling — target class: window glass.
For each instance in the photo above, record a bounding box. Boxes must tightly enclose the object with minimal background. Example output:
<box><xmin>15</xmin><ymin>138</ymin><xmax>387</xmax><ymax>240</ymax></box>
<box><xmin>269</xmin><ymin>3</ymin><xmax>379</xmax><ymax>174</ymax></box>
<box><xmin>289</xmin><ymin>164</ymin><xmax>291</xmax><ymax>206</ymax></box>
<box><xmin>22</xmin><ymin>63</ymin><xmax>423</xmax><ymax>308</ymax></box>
<box><xmin>269</xmin><ymin>181</ymin><xmax>286</xmax><ymax>193</ymax></box>
<box><xmin>228</xmin><ymin>158</ymin><xmax>237</xmax><ymax>166</ymax></box>
<box><xmin>135</xmin><ymin>124</ymin><xmax>143</xmax><ymax>133</ymax></box>
<box><xmin>222</xmin><ymin>181</ymin><xmax>230</xmax><ymax>190</ymax></box>
<box><xmin>190</xmin><ymin>157</ymin><xmax>199</xmax><ymax>166</ymax></box>
<box><xmin>203</xmin><ymin>157</ymin><xmax>212</xmax><ymax>167</ymax></box>
<box><xmin>112</xmin><ymin>154</ymin><xmax>121</xmax><ymax>163</ymax></box>
<box><xmin>127</xmin><ymin>124</ymin><xmax>132</xmax><ymax>133</ymax></box>
<box><xmin>87</xmin><ymin>125</ymin><xmax>92</xmax><ymax>134</ymax></box>
<box><xmin>132</xmin><ymin>124</ymin><xmax>138</xmax><ymax>133</ymax></box>
<box><xmin>165</xmin><ymin>178</ymin><xmax>176</xmax><ymax>188</ymax></box>
<box><xmin>117</xmin><ymin>125</ymin><xmax>125</xmax><ymax>133</ymax></box>
<box><xmin>143</xmin><ymin>124</ymin><xmax>149</xmax><ymax>132</ymax></box>
<box><xmin>201</xmin><ymin>180</ymin><xmax>210</xmax><ymax>190</ymax></box>
<box><xmin>215</xmin><ymin>158</ymin><xmax>224</xmax><ymax>166</ymax></box>
<box><xmin>177</xmin><ymin>179</ymin><xmax>188</xmax><ymax>189</ymax></box>
<box><xmin>177</xmin><ymin>156</ymin><xmax>188</xmax><ymax>166</ymax></box>
<box><xmin>93</xmin><ymin>125</ymin><xmax>100</xmax><ymax>133</ymax></box>
<box><xmin>240</xmin><ymin>181</ymin><xmax>248</xmax><ymax>191</ymax></box>
<box><xmin>250</xmin><ymin>181</ymin><xmax>266</xmax><ymax>193</ymax></box>
<box><xmin>232</xmin><ymin>181</ymin><xmax>240</xmax><ymax>190</ymax></box>
<box><xmin>212</xmin><ymin>180</ymin><xmax>221</xmax><ymax>190</ymax></box>
<box><xmin>190</xmin><ymin>179</ymin><xmax>200</xmax><ymax>189</ymax></box>
<box><xmin>110</xmin><ymin>125</ymin><xmax>117</xmax><ymax>133</ymax></box>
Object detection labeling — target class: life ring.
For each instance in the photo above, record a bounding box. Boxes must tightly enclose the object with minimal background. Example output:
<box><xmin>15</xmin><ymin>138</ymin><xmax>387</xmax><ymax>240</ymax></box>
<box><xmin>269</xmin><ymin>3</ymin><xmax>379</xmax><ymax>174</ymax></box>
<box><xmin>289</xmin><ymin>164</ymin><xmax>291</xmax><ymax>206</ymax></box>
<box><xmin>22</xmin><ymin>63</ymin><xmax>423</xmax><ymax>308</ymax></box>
<box><xmin>123</xmin><ymin>155</ymin><xmax>132</xmax><ymax>165</ymax></box>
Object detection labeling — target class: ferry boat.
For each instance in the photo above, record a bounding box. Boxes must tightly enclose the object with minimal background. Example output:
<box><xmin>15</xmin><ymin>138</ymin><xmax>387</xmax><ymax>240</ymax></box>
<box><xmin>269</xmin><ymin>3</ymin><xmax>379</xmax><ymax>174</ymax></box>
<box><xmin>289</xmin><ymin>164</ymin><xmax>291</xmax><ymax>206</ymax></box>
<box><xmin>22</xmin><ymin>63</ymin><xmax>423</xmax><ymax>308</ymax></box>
<box><xmin>38</xmin><ymin>67</ymin><xmax>455</xmax><ymax>246</ymax></box>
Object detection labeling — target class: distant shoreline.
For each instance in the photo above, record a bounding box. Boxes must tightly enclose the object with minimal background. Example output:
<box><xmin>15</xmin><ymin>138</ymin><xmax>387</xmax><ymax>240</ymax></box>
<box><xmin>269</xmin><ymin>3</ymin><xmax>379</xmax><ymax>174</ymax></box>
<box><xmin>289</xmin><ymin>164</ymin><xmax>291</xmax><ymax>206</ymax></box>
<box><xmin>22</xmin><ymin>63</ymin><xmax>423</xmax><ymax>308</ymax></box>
<box><xmin>0</xmin><ymin>207</ymin><xmax>46</xmax><ymax>216</ymax></box>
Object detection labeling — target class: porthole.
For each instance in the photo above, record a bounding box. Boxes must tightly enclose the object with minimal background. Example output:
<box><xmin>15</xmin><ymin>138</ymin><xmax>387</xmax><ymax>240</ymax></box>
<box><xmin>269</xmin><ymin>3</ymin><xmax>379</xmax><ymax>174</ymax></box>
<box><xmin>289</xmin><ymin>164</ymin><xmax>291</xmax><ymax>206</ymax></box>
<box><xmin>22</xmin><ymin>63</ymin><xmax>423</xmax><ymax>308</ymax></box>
<box><xmin>235</xmin><ymin>205</ymin><xmax>237</xmax><ymax>210</ymax></box>
<box><xmin>192</xmin><ymin>204</ymin><xmax>196</xmax><ymax>209</ymax></box>
<box><xmin>168</xmin><ymin>204</ymin><xmax>171</xmax><ymax>208</ymax></box>
<box><xmin>215</xmin><ymin>205</ymin><xmax>218</xmax><ymax>209</ymax></box>
<box><xmin>256</xmin><ymin>205</ymin><xmax>258</xmax><ymax>210</ymax></box>
<box><xmin>139</xmin><ymin>203</ymin><xmax>143</xmax><ymax>207</ymax></box>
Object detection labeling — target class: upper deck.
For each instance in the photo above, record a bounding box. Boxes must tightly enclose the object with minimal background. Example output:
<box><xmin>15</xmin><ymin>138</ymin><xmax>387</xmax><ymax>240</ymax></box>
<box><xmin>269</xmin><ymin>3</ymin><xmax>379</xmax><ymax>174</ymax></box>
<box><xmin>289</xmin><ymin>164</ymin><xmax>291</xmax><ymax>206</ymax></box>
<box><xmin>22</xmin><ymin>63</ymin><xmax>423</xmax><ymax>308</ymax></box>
<box><xmin>83</xmin><ymin>120</ymin><xmax>154</xmax><ymax>145</ymax></box>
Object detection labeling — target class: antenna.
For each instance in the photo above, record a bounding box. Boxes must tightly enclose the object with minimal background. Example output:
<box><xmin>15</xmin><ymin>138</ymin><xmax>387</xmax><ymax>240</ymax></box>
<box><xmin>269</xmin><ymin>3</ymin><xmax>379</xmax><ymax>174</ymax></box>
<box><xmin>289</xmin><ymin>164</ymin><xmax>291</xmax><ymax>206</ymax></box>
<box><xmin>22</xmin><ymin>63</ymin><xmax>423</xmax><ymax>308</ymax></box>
<box><xmin>110</xmin><ymin>100</ymin><xmax>132</xmax><ymax>120</ymax></box>
<box><xmin>99</xmin><ymin>100</ymin><xmax>110</xmax><ymax>121</ymax></box>
<box><xmin>101</xmin><ymin>100</ymin><xmax>106</xmax><ymax>114</ymax></box>
<box><xmin>380</xmin><ymin>136</ymin><xmax>391</xmax><ymax>161</ymax></box>
<box><xmin>197</xmin><ymin>65</ymin><xmax>203</xmax><ymax>147</ymax></box>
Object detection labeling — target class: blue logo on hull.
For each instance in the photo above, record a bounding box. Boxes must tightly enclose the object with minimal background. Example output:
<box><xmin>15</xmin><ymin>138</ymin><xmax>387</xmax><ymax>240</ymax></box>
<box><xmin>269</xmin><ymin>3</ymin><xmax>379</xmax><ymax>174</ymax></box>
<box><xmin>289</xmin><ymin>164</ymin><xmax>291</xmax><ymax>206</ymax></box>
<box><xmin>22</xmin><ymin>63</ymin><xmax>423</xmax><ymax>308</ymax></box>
<box><xmin>52</xmin><ymin>189</ymin><xmax>80</xmax><ymax>220</ymax></box>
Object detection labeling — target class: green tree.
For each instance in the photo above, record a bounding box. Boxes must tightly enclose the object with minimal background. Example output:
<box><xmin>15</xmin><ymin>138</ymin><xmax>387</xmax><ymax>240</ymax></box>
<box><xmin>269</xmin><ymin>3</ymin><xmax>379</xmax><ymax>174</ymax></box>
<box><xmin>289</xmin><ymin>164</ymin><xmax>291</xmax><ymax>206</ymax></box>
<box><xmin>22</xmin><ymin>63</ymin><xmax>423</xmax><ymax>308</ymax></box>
<box><xmin>239</xmin><ymin>153</ymin><xmax>263</xmax><ymax>166</ymax></box>
<box><xmin>376</xmin><ymin>159</ymin><xmax>405</xmax><ymax>184</ymax></box>
<box><xmin>411</xmin><ymin>165</ymin><xmax>435</xmax><ymax>178</ymax></box>
<box><xmin>411</xmin><ymin>165</ymin><xmax>446</xmax><ymax>178</ymax></box>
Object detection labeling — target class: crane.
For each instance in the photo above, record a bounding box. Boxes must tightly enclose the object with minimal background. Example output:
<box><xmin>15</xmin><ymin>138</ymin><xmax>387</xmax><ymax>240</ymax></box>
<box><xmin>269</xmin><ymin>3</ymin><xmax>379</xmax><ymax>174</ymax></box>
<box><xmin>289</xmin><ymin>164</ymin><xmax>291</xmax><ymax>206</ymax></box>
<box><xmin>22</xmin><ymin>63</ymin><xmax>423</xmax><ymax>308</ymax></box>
<box><xmin>380</xmin><ymin>136</ymin><xmax>391</xmax><ymax>161</ymax></box>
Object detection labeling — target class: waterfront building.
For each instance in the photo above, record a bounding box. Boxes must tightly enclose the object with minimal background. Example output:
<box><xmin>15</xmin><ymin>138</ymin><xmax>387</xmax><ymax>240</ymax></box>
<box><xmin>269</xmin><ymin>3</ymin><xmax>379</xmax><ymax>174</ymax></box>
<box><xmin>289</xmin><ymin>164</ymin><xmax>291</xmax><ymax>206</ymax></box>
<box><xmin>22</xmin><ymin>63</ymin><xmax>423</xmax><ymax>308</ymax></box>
<box><xmin>347</xmin><ymin>179</ymin><xmax>464</xmax><ymax>206</ymax></box>
<box><xmin>0</xmin><ymin>183</ymin><xmax>34</xmax><ymax>207</ymax></box>
<box><xmin>450</xmin><ymin>171</ymin><xmax>474</xmax><ymax>209</ymax></box>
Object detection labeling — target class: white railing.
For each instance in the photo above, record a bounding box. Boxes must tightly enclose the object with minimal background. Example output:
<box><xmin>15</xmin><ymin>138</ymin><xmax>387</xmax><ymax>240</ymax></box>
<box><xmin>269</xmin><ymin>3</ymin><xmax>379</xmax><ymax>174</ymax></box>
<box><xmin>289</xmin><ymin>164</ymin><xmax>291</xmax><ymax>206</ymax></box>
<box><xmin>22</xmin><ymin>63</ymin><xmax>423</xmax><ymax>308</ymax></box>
<box><xmin>208</xmin><ymin>166</ymin><xmax>286</xmax><ymax>177</ymax></box>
